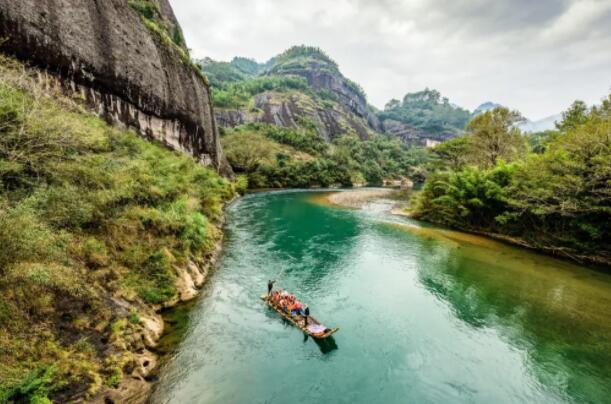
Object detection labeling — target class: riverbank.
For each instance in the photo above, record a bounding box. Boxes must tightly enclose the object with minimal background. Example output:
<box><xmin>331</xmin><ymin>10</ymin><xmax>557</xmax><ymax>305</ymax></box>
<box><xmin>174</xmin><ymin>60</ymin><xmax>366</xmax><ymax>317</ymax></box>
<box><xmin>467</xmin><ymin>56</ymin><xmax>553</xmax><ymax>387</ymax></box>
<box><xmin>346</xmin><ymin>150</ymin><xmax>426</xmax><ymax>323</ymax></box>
<box><xmin>99</xmin><ymin>233</ymin><xmax>226</xmax><ymax>403</ymax></box>
<box><xmin>103</xmin><ymin>194</ymin><xmax>243</xmax><ymax>403</ymax></box>
<box><xmin>325</xmin><ymin>188</ymin><xmax>395</xmax><ymax>208</ymax></box>
<box><xmin>314</xmin><ymin>188</ymin><xmax>609</xmax><ymax>269</ymax></box>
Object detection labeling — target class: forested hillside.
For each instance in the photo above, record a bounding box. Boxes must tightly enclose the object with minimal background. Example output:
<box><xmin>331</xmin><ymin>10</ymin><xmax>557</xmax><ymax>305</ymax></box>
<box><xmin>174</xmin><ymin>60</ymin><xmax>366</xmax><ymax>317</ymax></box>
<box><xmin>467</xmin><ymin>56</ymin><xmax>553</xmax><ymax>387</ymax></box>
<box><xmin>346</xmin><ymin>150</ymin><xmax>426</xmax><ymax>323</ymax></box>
<box><xmin>414</xmin><ymin>98</ymin><xmax>611</xmax><ymax>265</ymax></box>
<box><xmin>0</xmin><ymin>56</ymin><xmax>237</xmax><ymax>403</ymax></box>
<box><xmin>200</xmin><ymin>46</ymin><xmax>431</xmax><ymax>188</ymax></box>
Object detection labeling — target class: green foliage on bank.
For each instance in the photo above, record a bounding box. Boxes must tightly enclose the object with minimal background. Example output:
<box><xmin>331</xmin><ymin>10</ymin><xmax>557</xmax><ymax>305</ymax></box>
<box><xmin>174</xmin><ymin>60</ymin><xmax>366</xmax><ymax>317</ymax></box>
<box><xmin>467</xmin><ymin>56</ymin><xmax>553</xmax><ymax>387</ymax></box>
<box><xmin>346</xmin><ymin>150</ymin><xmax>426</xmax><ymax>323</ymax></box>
<box><xmin>414</xmin><ymin>101</ymin><xmax>611</xmax><ymax>264</ymax></box>
<box><xmin>0</xmin><ymin>57</ymin><xmax>234</xmax><ymax>401</ymax></box>
<box><xmin>222</xmin><ymin>123</ymin><xmax>430</xmax><ymax>188</ymax></box>
<box><xmin>379</xmin><ymin>88</ymin><xmax>472</xmax><ymax>135</ymax></box>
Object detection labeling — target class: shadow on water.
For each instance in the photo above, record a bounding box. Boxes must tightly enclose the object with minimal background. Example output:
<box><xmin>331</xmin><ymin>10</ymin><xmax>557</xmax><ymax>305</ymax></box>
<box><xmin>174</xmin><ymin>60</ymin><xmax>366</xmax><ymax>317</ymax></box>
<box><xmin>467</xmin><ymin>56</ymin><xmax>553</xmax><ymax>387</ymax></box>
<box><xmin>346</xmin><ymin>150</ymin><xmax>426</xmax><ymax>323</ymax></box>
<box><xmin>308</xmin><ymin>335</ymin><xmax>338</xmax><ymax>354</ymax></box>
<box><xmin>402</xmin><ymin>225</ymin><xmax>611</xmax><ymax>403</ymax></box>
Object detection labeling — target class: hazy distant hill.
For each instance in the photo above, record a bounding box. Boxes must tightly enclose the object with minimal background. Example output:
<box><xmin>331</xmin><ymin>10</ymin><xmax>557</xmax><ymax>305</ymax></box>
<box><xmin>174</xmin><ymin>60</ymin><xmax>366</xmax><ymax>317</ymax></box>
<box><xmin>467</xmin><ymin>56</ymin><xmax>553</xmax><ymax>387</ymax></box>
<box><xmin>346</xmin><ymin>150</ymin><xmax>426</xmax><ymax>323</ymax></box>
<box><xmin>473</xmin><ymin>101</ymin><xmax>502</xmax><ymax>115</ymax></box>
<box><xmin>474</xmin><ymin>101</ymin><xmax>559</xmax><ymax>133</ymax></box>
<box><xmin>518</xmin><ymin>114</ymin><xmax>561</xmax><ymax>132</ymax></box>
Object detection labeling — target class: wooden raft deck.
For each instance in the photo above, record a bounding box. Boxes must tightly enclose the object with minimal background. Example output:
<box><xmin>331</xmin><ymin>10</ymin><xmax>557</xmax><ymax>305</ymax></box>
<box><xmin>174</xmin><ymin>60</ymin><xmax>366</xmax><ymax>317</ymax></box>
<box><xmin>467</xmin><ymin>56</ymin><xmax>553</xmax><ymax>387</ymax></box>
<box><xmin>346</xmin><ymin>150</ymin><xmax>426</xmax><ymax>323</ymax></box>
<box><xmin>260</xmin><ymin>294</ymin><xmax>339</xmax><ymax>339</ymax></box>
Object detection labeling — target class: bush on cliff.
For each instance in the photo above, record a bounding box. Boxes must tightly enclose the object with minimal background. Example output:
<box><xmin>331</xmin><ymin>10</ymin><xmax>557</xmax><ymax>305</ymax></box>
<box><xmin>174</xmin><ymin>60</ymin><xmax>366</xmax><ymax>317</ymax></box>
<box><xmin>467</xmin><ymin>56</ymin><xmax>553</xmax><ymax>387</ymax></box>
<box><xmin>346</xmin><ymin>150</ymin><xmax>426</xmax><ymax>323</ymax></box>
<box><xmin>0</xmin><ymin>57</ymin><xmax>234</xmax><ymax>402</ymax></box>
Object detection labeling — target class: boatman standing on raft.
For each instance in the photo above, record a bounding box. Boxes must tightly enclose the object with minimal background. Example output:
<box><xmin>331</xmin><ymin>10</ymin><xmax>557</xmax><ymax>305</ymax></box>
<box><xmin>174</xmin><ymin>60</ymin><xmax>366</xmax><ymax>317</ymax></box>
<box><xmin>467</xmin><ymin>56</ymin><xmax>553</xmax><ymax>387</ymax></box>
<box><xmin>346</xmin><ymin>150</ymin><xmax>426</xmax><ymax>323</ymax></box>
<box><xmin>267</xmin><ymin>280</ymin><xmax>276</xmax><ymax>296</ymax></box>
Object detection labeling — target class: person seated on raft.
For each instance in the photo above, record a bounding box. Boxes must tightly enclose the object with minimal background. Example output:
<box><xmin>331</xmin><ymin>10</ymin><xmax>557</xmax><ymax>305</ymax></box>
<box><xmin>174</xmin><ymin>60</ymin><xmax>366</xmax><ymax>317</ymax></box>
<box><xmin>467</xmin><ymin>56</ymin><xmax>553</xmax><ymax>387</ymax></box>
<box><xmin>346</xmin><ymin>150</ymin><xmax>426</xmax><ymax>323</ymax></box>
<box><xmin>271</xmin><ymin>290</ymin><xmax>281</xmax><ymax>303</ymax></box>
<box><xmin>291</xmin><ymin>300</ymin><xmax>303</xmax><ymax>316</ymax></box>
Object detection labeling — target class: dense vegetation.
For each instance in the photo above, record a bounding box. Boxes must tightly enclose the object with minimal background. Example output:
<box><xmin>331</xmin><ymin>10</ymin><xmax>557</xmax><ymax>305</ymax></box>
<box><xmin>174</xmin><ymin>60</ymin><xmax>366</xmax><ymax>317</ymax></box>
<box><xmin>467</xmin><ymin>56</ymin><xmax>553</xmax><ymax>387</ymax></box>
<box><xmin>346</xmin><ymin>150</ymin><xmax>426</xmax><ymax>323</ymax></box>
<box><xmin>205</xmin><ymin>46</ymin><xmax>432</xmax><ymax>188</ymax></box>
<box><xmin>0</xmin><ymin>57</ymin><xmax>236</xmax><ymax>402</ymax></box>
<box><xmin>268</xmin><ymin>46</ymin><xmax>339</xmax><ymax>75</ymax></box>
<box><xmin>379</xmin><ymin>88</ymin><xmax>472</xmax><ymax>135</ymax></box>
<box><xmin>414</xmin><ymin>100</ymin><xmax>611</xmax><ymax>265</ymax></box>
<box><xmin>222</xmin><ymin>123</ymin><xmax>429</xmax><ymax>188</ymax></box>
<box><xmin>211</xmin><ymin>76</ymin><xmax>310</xmax><ymax>109</ymax></box>
<box><xmin>198</xmin><ymin>57</ymin><xmax>270</xmax><ymax>88</ymax></box>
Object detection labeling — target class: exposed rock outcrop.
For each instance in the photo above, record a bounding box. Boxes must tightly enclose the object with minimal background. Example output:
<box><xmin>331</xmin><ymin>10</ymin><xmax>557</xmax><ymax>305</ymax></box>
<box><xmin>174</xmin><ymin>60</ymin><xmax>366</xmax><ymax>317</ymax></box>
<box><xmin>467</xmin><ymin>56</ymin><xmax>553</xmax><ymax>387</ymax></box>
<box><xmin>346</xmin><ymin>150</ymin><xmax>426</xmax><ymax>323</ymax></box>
<box><xmin>217</xmin><ymin>91</ymin><xmax>376</xmax><ymax>140</ymax></box>
<box><xmin>277</xmin><ymin>60</ymin><xmax>382</xmax><ymax>132</ymax></box>
<box><xmin>0</xmin><ymin>0</ymin><xmax>232</xmax><ymax>175</ymax></box>
<box><xmin>382</xmin><ymin>119</ymin><xmax>457</xmax><ymax>146</ymax></box>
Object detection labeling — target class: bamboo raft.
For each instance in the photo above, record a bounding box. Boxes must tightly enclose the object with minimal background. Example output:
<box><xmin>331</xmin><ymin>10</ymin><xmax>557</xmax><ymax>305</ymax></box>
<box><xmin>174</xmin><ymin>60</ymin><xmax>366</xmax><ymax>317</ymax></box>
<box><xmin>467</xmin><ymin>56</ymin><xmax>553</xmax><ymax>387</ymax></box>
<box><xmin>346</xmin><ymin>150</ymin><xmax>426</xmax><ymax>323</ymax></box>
<box><xmin>260</xmin><ymin>294</ymin><xmax>339</xmax><ymax>339</ymax></box>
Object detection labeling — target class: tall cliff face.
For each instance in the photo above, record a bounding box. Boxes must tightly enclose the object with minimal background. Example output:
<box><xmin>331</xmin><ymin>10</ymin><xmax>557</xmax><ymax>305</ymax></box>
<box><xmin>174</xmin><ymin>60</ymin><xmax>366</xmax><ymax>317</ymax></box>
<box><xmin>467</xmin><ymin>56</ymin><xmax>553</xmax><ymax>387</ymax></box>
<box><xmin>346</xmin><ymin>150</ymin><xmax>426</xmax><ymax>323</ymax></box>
<box><xmin>216</xmin><ymin>90</ymin><xmax>378</xmax><ymax>141</ymax></box>
<box><xmin>0</xmin><ymin>0</ymin><xmax>232</xmax><ymax>175</ymax></box>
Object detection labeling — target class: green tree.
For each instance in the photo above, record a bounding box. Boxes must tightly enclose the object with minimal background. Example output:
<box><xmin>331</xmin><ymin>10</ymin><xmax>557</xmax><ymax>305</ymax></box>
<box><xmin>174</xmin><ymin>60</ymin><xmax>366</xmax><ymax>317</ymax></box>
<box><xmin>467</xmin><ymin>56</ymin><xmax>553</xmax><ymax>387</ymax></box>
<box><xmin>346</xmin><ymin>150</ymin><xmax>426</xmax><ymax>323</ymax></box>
<box><xmin>503</xmin><ymin>98</ymin><xmax>611</xmax><ymax>257</ymax></box>
<box><xmin>556</xmin><ymin>100</ymin><xmax>589</xmax><ymax>132</ymax></box>
<box><xmin>466</xmin><ymin>107</ymin><xmax>526</xmax><ymax>168</ymax></box>
<box><xmin>430</xmin><ymin>136</ymin><xmax>472</xmax><ymax>171</ymax></box>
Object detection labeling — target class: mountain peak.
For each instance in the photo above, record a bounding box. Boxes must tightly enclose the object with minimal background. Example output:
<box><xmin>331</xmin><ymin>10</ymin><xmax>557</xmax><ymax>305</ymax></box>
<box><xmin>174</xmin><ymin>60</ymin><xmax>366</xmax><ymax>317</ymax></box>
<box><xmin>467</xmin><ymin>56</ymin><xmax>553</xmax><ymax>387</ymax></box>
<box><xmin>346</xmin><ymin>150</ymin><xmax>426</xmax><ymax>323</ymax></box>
<box><xmin>474</xmin><ymin>101</ymin><xmax>502</xmax><ymax>115</ymax></box>
<box><xmin>270</xmin><ymin>45</ymin><xmax>339</xmax><ymax>72</ymax></box>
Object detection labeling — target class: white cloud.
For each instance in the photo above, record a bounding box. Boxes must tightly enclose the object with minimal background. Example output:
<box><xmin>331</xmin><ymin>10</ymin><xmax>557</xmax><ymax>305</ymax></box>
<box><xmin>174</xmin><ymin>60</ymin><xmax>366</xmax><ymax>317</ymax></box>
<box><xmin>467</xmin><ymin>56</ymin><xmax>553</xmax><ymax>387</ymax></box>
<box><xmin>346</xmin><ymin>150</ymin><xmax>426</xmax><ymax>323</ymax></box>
<box><xmin>170</xmin><ymin>0</ymin><xmax>611</xmax><ymax>119</ymax></box>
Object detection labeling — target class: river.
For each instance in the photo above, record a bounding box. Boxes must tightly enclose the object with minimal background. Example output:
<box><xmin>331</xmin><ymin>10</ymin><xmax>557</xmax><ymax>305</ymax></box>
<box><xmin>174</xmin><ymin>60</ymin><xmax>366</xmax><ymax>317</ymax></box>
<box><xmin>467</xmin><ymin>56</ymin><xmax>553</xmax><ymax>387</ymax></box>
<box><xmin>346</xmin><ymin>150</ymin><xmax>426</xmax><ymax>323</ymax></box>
<box><xmin>150</xmin><ymin>190</ymin><xmax>611</xmax><ymax>404</ymax></box>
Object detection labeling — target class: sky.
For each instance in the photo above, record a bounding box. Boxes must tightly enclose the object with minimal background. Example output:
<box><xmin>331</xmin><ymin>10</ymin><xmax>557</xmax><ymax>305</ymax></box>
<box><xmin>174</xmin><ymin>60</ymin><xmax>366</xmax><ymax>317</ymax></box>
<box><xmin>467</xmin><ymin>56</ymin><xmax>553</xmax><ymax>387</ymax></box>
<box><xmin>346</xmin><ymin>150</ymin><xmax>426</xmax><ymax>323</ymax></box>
<box><xmin>170</xmin><ymin>0</ymin><xmax>611</xmax><ymax>120</ymax></box>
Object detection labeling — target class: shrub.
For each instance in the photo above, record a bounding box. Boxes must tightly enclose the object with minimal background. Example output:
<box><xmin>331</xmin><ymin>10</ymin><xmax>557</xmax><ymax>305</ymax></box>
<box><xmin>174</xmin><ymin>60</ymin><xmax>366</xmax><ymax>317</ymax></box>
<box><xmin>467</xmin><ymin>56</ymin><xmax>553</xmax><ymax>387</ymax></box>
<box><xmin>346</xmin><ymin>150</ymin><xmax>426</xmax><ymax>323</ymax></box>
<box><xmin>138</xmin><ymin>251</ymin><xmax>176</xmax><ymax>304</ymax></box>
<box><xmin>0</xmin><ymin>367</ymin><xmax>55</xmax><ymax>404</ymax></box>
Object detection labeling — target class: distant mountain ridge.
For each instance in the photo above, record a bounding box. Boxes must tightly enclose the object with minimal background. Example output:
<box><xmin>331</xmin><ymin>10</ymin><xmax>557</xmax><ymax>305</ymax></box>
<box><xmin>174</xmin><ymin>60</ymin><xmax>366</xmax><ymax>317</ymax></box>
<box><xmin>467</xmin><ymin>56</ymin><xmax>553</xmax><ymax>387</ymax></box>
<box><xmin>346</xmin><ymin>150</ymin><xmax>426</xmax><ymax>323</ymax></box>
<box><xmin>518</xmin><ymin>114</ymin><xmax>561</xmax><ymax>132</ymax></box>
<box><xmin>474</xmin><ymin>101</ymin><xmax>560</xmax><ymax>132</ymax></box>
<box><xmin>202</xmin><ymin>47</ymin><xmax>560</xmax><ymax>146</ymax></box>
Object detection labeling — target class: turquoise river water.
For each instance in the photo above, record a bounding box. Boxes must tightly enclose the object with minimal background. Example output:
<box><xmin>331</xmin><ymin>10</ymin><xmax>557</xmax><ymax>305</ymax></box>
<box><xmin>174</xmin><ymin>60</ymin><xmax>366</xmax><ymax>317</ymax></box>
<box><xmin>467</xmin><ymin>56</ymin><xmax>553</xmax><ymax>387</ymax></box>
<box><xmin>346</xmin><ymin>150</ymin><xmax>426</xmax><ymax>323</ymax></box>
<box><xmin>151</xmin><ymin>190</ymin><xmax>611</xmax><ymax>404</ymax></box>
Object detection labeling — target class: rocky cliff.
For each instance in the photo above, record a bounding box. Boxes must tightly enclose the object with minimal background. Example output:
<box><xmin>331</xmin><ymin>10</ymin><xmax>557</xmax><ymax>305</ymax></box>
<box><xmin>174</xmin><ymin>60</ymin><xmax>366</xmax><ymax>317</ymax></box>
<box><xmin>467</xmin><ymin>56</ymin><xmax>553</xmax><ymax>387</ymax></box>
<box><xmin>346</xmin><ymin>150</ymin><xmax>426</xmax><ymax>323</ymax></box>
<box><xmin>0</xmin><ymin>0</ymin><xmax>231</xmax><ymax>175</ymax></box>
<box><xmin>216</xmin><ymin>91</ymin><xmax>377</xmax><ymax>141</ymax></box>
<box><xmin>267</xmin><ymin>58</ymin><xmax>383</xmax><ymax>133</ymax></box>
<box><xmin>209</xmin><ymin>46</ymin><xmax>382</xmax><ymax>141</ymax></box>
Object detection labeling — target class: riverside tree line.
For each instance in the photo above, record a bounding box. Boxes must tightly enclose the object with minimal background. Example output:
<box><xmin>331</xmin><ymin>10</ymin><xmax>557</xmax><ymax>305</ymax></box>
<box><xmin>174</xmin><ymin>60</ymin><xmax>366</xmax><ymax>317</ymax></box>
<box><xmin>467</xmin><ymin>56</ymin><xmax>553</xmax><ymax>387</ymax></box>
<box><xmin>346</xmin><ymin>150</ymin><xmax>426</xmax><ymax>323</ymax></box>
<box><xmin>414</xmin><ymin>96</ymin><xmax>610</xmax><ymax>265</ymax></box>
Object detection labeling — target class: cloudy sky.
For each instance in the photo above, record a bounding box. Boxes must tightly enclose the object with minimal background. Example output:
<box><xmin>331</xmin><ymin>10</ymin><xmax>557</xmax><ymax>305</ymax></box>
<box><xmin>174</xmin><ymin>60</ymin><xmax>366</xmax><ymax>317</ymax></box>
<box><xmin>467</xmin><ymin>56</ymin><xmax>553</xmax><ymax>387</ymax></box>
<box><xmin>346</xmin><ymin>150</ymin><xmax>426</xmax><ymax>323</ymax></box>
<box><xmin>170</xmin><ymin>0</ymin><xmax>610</xmax><ymax>120</ymax></box>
